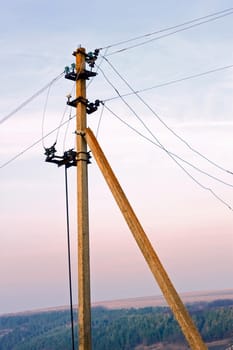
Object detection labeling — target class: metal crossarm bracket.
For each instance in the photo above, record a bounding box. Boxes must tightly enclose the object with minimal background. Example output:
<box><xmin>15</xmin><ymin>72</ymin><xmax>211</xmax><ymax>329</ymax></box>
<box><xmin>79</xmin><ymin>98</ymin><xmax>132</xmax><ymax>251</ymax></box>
<box><xmin>44</xmin><ymin>146</ymin><xmax>77</xmax><ymax>168</ymax></box>
<box><xmin>67</xmin><ymin>96</ymin><xmax>87</xmax><ymax>108</ymax></box>
<box><xmin>85</xmin><ymin>49</ymin><xmax>100</xmax><ymax>68</ymax></box>
<box><xmin>64</xmin><ymin>48</ymin><xmax>99</xmax><ymax>80</ymax></box>
<box><xmin>86</xmin><ymin>99</ymin><xmax>101</xmax><ymax>114</ymax></box>
<box><xmin>65</xmin><ymin>70</ymin><xmax>97</xmax><ymax>81</ymax></box>
<box><xmin>65</xmin><ymin>69</ymin><xmax>97</xmax><ymax>81</ymax></box>
<box><xmin>67</xmin><ymin>96</ymin><xmax>101</xmax><ymax>114</ymax></box>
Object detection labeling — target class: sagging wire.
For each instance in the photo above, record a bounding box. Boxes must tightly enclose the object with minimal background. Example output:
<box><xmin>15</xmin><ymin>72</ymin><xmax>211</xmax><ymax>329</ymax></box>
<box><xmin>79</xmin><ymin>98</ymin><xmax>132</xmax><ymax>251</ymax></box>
<box><xmin>101</xmin><ymin>10</ymin><xmax>233</xmax><ymax>56</ymax></box>
<box><xmin>87</xmin><ymin>47</ymin><xmax>109</xmax><ymax>89</ymax></box>
<box><xmin>103</xmin><ymin>104</ymin><xmax>233</xmax><ymax>188</ymax></box>
<box><xmin>0</xmin><ymin>72</ymin><xmax>64</xmax><ymax>125</ymax></box>
<box><xmin>104</xmin><ymin>103</ymin><xmax>232</xmax><ymax>211</ymax></box>
<box><xmin>99</xmin><ymin>65</ymin><xmax>233</xmax><ymax>190</ymax></box>
<box><xmin>41</xmin><ymin>82</ymin><xmax>53</xmax><ymax>149</ymax></box>
<box><xmin>99</xmin><ymin>64</ymin><xmax>233</xmax><ymax>191</ymax></box>
<box><xmin>42</xmin><ymin>69</ymin><xmax>77</xmax><ymax>151</ymax></box>
<box><xmin>102</xmin><ymin>57</ymin><xmax>233</xmax><ymax>175</ymax></box>
<box><xmin>99</xmin><ymin>7</ymin><xmax>233</xmax><ymax>51</ymax></box>
<box><xmin>63</xmin><ymin>107</ymin><xmax>73</xmax><ymax>152</ymax></box>
<box><xmin>0</xmin><ymin>114</ymin><xmax>76</xmax><ymax>169</ymax></box>
<box><xmin>64</xmin><ymin>165</ymin><xmax>75</xmax><ymax>350</ymax></box>
<box><xmin>103</xmin><ymin>63</ymin><xmax>233</xmax><ymax>103</ymax></box>
<box><xmin>96</xmin><ymin>102</ymin><xmax>105</xmax><ymax>139</ymax></box>
<box><xmin>97</xmin><ymin>64</ymin><xmax>232</xmax><ymax>209</ymax></box>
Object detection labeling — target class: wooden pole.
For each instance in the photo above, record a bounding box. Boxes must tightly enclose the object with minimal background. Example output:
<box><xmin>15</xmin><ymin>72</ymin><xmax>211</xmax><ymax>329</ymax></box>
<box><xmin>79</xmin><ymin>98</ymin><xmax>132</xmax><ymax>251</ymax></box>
<box><xmin>75</xmin><ymin>49</ymin><xmax>92</xmax><ymax>350</ymax></box>
<box><xmin>85</xmin><ymin>127</ymin><xmax>207</xmax><ymax>350</ymax></box>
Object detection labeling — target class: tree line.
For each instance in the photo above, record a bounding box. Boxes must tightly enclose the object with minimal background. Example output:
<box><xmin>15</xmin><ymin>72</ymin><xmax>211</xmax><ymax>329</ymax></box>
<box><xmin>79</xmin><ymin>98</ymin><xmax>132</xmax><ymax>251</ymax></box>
<box><xmin>0</xmin><ymin>299</ymin><xmax>232</xmax><ymax>350</ymax></box>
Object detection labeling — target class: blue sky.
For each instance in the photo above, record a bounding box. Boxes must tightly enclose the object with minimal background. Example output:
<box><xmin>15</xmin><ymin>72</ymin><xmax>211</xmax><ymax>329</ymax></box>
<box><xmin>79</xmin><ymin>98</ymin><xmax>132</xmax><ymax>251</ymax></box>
<box><xmin>1</xmin><ymin>0</ymin><xmax>233</xmax><ymax>314</ymax></box>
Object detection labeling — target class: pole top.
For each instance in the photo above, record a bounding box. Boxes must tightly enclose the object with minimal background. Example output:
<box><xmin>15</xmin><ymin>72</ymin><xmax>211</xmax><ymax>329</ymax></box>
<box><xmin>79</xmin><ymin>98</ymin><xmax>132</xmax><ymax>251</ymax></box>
<box><xmin>73</xmin><ymin>47</ymin><xmax>86</xmax><ymax>56</ymax></box>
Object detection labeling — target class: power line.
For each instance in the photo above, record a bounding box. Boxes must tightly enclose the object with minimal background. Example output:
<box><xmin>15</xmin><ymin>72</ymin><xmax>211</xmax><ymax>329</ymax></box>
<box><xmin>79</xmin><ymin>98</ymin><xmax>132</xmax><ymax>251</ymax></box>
<box><xmin>98</xmin><ymin>66</ymin><xmax>232</xmax><ymax>209</ymax></box>
<box><xmin>104</xmin><ymin>103</ymin><xmax>232</xmax><ymax>210</ymax></box>
<box><xmin>55</xmin><ymin>66</ymin><xmax>83</xmax><ymax>148</ymax></box>
<box><xmin>103</xmin><ymin>104</ymin><xmax>233</xmax><ymax>188</ymax></box>
<box><xmin>41</xmin><ymin>83</ymin><xmax>53</xmax><ymax>149</ymax></box>
<box><xmin>87</xmin><ymin>47</ymin><xmax>109</xmax><ymax>89</ymax></box>
<box><xmin>104</xmin><ymin>63</ymin><xmax>233</xmax><ymax>102</ymax></box>
<box><xmin>101</xmin><ymin>9</ymin><xmax>233</xmax><ymax>56</ymax></box>
<box><xmin>0</xmin><ymin>72</ymin><xmax>64</xmax><ymax>125</ymax></box>
<box><xmin>0</xmin><ymin>114</ymin><xmax>75</xmax><ymax>169</ymax></box>
<box><xmin>1</xmin><ymin>63</ymin><xmax>101</xmax><ymax>169</ymax></box>
<box><xmin>64</xmin><ymin>166</ymin><xmax>75</xmax><ymax>350</ymax></box>
<box><xmin>103</xmin><ymin>57</ymin><xmax>233</xmax><ymax>175</ymax></box>
<box><xmin>63</xmin><ymin>108</ymin><xmax>73</xmax><ymax>152</ymax></box>
<box><xmin>100</xmin><ymin>7</ymin><xmax>233</xmax><ymax>50</ymax></box>
<box><xmin>96</xmin><ymin>102</ymin><xmax>105</xmax><ymax>139</ymax></box>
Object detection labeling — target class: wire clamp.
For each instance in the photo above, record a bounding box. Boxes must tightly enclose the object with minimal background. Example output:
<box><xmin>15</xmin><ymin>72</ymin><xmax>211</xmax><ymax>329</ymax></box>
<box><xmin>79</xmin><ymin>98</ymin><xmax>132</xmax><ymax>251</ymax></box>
<box><xmin>44</xmin><ymin>142</ymin><xmax>57</xmax><ymax>161</ymax></box>
<box><xmin>75</xmin><ymin>130</ymin><xmax>86</xmax><ymax>137</ymax></box>
<box><xmin>44</xmin><ymin>145</ymin><xmax>77</xmax><ymax>168</ymax></box>
<box><xmin>67</xmin><ymin>96</ymin><xmax>87</xmax><ymax>108</ymax></box>
<box><xmin>85</xmin><ymin>49</ymin><xmax>100</xmax><ymax>68</ymax></box>
<box><xmin>86</xmin><ymin>99</ymin><xmax>101</xmax><ymax>114</ymax></box>
<box><xmin>67</xmin><ymin>96</ymin><xmax>101</xmax><ymax>114</ymax></box>
<box><xmin>76</xmin><ymin>151</ymin><xmax>91</xmax><ymax>164</ymax></box>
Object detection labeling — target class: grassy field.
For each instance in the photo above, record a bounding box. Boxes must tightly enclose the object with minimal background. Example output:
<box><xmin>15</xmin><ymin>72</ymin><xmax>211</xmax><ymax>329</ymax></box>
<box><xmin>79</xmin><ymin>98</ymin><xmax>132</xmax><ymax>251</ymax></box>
<box><xmin>92</xmin><ymin>288</ymin><xmax>233</xmax><ymax>310</ymax></box>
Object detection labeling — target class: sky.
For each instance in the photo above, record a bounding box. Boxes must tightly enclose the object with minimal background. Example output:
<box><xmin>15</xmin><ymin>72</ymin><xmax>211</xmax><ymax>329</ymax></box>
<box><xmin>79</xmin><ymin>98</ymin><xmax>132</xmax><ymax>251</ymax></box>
<box><xmin>0</xmin><ymin>0</ymin><xmax>233</xmax><ymax>314</ymax></box>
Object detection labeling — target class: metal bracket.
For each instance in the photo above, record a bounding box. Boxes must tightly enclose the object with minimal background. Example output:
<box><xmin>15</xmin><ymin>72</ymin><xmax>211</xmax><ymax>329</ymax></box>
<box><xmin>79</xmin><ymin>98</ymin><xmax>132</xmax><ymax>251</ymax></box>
<box><xmin>76</xmin><ymin>151</ymin><xmax>91</xmax><ymax>164</ymax></box>
<box><xmin>75</xmin><ymin>130</ymin><xmax>86</xmax><ymax>137</ymax></box>
<box><xmin>85</xmin><ymin>49</ymin><xmax>100</xmax><ymax>68</ymax></box>
<box><xmin>65</xmin><ymin>70</ymin><xmax>97</xmax><ymax>81</ymax></box>
<box><xmin>67</xmin><ymin>96</ymin><xmax>87</xmax><ymax>108</ymax></box>
<box><xmin>86</xmin><ymin>99</ymin><xmax>101</xmax><ymax>114</ymax></box>
<box><xmin>67</xmin><ymin>97</ymin><xmax>101</xmax><ymax>114</ymax></box>
<box><xmin>64</xmin><ymin>48</ymin><xmax>99</xmax><ymax>80</ymax></box>
<box><xmin>44</xmin><ymin>146</ymin><xmax>77</xmax><ymax>168</ymax></box>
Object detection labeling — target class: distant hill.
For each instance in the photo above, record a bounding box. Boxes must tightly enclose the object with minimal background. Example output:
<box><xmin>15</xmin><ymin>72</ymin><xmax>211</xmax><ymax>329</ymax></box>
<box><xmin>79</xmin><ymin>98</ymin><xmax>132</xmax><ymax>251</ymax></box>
<box><xmin>92</xmin><ymin>288</ymin><xmax>233</xmax><ymax>310</ymax></box>
<box><xmin>4</xmin><ymin>289</ymin><xmax>233</xmax><ymax>317</ymax></box>
<box><xmin>0</xmin><ymin>293</ymin><xmax>232</xmax><ymax>350</ymax></box>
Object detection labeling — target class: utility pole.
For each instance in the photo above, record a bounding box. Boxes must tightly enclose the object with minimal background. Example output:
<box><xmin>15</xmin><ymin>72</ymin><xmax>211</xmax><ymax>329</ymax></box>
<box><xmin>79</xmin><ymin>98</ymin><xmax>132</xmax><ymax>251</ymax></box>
<box><xmin>75</xmin><ymin>48</ymin><xmax>92</xmax><ymax>350</ymax></box>
<box><xmin>46</xmin><ymin>47</ymin><xmax>206</xmax><ymax>350</ymax></box>
<box><xmin>60</xmin><ymin>47</ymin><xmax>98</xmax><ymax>350</ymax></box>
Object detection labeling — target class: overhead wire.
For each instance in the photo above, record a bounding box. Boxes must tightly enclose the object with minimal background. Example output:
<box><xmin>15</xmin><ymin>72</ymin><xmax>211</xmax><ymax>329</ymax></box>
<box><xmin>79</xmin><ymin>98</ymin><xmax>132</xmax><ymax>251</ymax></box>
<box><xmin>2</xmin><ymin>8</ymin><xmax>231</xmax><ymax>125</ymax></box>
<box><xmin>44</xmin><ymin>70</ymin><xmax>76</xmax><ymax>151</ymax></box>
<box><xmin>103</xmin><ymin>57</ymin><xmax>233</xmax><ymax>175</ymax></box>
<box><xmin>87</xmin><ymin>47</ymin><xmax>109</xmax><ymax>89</ymax></box>
<box><xmin>103</xmin><ymin>63</ymin><xmax>233</xmax><ymax>103</ymax></box>
<box><xmin>103</xmin><ymin>104</ymin><xmax>233</xmax><ymax>188</ymax></box>
<box><xmin>63</xmin><ymin>107</ymin><xmax>73</xmax><ymax>152</ymax></box>
<box><xmin>98</xmin><ymin>67</ymin><xmax>232</xmax><ymax>209</ymax></box>
<box><xmin>0</xmin><ymin>72</ymin><xmax>64</xmax><ymax>125</ymax></box>
<box><xmin>103</xmin><ymin>103</ymin><xmax>232</xmax><ymax>210</ymax></box>
<box><xmin>39</xmin><ymin>74</ymin><xmax>75</xmax><ymax>350</ymax></box>
<box><xmin>1</xmin><ymin>39</ymin><xmax>232</xmax><ymax>209</ymax></box>
<box><xmin>100</xmin><ymin>7</ymin><xmax>233</xmax><ymax>50</ymax></box>
<box><xmin>0</xmin><ymin>114</ymin><xmax>75</xmax><ymax>169</ymax></box>
<box><xmin>41</xmin><ymin>82</ymin><xmax>53</xmax><ymax>149</ymax></box>
<box><xmin>96</xmin><ymin>102</ymin><xmax>105</xmax><ymax>139</ymax></box>
<box><xmin>60</xmin><ymin>52</ymin><xmax>109</xmax><ymax>149</ymax></box>
<box><xmin>55</xmin><ymin>66</ymin><xmax>83</xmax><ymax>149</ymax></box>
<box><xmin>1</xmin><ymin>59</ymin><xmax>94</xmax><ymax>168</ymax></box>
<box><xmin>64</xmin><ymin>165</ymin><xmax>75</xmax><ymax>350</ymax></box>
<box><xmin>100</xmin><ymin>9</ymin><xmax>233</xmax><ymax>56</ymax></box>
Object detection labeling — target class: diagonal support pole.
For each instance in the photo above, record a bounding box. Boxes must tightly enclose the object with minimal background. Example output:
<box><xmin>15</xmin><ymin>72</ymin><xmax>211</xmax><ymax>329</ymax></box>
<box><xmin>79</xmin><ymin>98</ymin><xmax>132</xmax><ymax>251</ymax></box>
<box><xmin>85</xmin><ymin>127</ymin><xmax>207</xmax><ymax>350</ymax></box>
